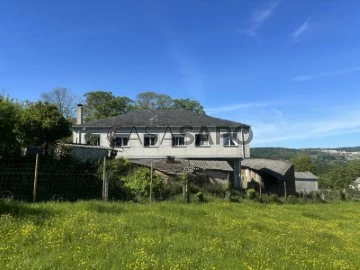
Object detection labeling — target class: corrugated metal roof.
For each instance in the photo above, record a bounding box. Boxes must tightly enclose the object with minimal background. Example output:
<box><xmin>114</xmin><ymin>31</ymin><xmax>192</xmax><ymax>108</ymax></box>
<box><xmin>295</xmin><ymin>171</ymin><xmax>319</xmax><ymax>180</ymax></box>
<box><xmin>189</xmin><ymin>160</ymin><xmax>233</xmax><ymax>171</ymax></box>
<box><xmin>241</xmin><ymin>159</ymin><xmax>292</xmax><ymax>177</ymax></box>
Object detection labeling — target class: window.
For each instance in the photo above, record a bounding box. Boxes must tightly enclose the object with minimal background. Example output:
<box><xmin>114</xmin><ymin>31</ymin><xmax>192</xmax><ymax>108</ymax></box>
<box><xmin>223</xmin><ymin>134</ymin><xmax>236</xmax><ymax>146</ymax></box>
<box><xmin>87</xmin><ymin>135</ymin><xmax>100</xmax><ymax>146</ymax></box>
<box><xmin>195</xmin><ymin>134</ymin><xmax>209</xmax><ymax>146</ymax></box>
<box><xmin>172</xmin><ymin>134</ymin><xmax>185</xmax><ymax>147</ymax></box>
<box><xmin>144</xmin><ymin>134</ymin><xmax>157</xmax><ymax>147</ymax></box>
<box><xmin>115</xmin><ymin>135</ymin><xmax>129</xmax><ymax>147</ymax></box>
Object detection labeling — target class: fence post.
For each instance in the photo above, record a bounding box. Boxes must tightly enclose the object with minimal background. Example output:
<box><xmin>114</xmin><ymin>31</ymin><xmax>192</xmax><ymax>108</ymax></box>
<box><xmin>185</xmin><ymin>176</ymin><xmax>189</xmax><ymax>203</ymax></box>
<box><xmin>102</xmin><ymin>156</ymin><xmax>106</xmax><ymax>201</ymax></box>
<box><xmin>182</xmin><ymin>171</ymin><xmax>189</xmax><ymax>203</ymax></box>
<box><xmin>104</xmin><ymin>174</ymin><xmax>109</xmax><ymax>201</ymax></box>
<box><xmin>225</xmin><ymin>172</ymin><xmax>231</xmax><ymax>200</ymax></box>
<box><xmin>284</xmin><ymin>180</ymin><xmax>287</xmax><ymax>200</ymax></box>
<box><xmin>150</xmin><ymin>162</ymin><xmax>153</xmax><ymax>202</ymax></box>
<box><xmin>33</xmin><ymin>154</ymin><xmax>39</xmax><ymax>203</ymax></box>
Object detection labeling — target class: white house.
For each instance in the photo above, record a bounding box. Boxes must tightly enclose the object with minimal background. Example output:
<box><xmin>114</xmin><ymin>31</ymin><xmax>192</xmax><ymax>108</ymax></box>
<box><xmin>72</xmin><ymin>104</ymin><xmax>252</xmax><ymax>188</ymax></box>
<box><xmin>350</xmin><ymin>177</ymin><xmax>360</xmax><ymax>190</ymax></box>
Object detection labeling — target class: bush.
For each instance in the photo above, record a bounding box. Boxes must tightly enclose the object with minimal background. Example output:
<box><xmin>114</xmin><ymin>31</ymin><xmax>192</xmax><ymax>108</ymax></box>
<box><xmin>339</xmin><ymin>190</ymin><xmax>346</xmax><ymax>201</ymax></box>
<box><xmin>286</xmin><ymin>195</ymin><xmax>298</xmax><ymax>204</ymax></box>
<box><xmin>202</xmin><ymin>183</ymin><xmax>226</xmax><ymax>198</ymax></box>
<box><xmin>121</xmin><ymin>168</ymin><xmax>163</xmax><ymax>200</ymax></box>
<box><xmin>309</xmin><ymin>191</ymin><xmax>322</xmax><ymax>202</ymax></box>
<box><xmin>162</xmin><ymin>181</ymin><xmax>183</xmax><ymax>199</ymax></box>
<box><xmin>269</xmin><ymin>194</ymin><xmax>279</xmax><ymax>203</ymax></box>
<box><xmin>101</xmin><ymin>158</ymin><xmax>131</xmax><ymax>200</ymax></box>
<box><xmin>261</xmin><ymin>193</ymin><xmax>281</xmax><ymax>204</ymax></box>
<box><xmin>196</xmin><ymin>192</ymin><xmax>205</xmax><ymax>202</ymax></box>
<box><xmin>246</xmin><ymin>189</ymin><xmax>257</xmax><ymax>200</ymax></box>
<box><xmin>189</xmin><ymin>183</ymin><xmax>200</xmax><ymax>194</ymax></box>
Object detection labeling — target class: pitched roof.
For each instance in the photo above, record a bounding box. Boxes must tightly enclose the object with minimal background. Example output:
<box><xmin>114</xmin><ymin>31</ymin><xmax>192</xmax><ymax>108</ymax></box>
<box><xmin>61</xmin><ymin>143</ymin><xmax>112</xmax><ymax>150</ymax></box>
<box><xmin>189</xmin><ymin>160</ymin><xmax>233</xmax><ymax>171</ymax></box>
<box><xmin>354</xmin><ymin>177</ymin><xmax>360</xmax><ymax>184</ymax></box>
<box><xmin>129</xmin><ymin>158</ymin><xmax>193</xmax><ymax>175</ymax></box>
<box><xmin>128</xmin><ymin>158</ymin><xmax>233</xmax><ymax>175</ymax></box>
<box><xmin>74</xmin><ymin>109</ymin><xmax>250</xmax><ymax>128</ymax></box>
<box><xmin>295</xmin><ymin>171</ymin><xmax>319</xmax><ymax>180</ymax></box>
<box><xmin>241</xmin><ymin>158</ymin><xmax>293</xmax><ymax>178</ymax></box>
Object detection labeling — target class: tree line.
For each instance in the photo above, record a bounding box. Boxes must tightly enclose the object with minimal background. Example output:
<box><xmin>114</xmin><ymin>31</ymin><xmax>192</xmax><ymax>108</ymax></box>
<box><xmin>0</xmin><ymin>88</ymin><xmax>205</xmax><ymax>157</ymax></box>
<box><xmin>41</xmin><ymin>87</ymin><xmax>205</xmax><ymax>122</ymax></box>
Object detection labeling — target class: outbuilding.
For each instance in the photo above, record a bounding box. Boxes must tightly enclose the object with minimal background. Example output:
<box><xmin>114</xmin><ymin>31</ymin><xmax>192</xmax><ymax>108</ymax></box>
<box><xmin>294</xmin><ymin>171</ymin><xmax>319</xmax><ymax>194</ymax></box>
<box><xmin>241</xmin><ymin>159</ymin><xmax>296</xmax><ymax>196</ymax></box>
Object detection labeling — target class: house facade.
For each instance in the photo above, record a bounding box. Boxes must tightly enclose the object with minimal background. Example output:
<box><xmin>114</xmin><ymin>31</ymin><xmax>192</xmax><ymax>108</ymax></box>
<box><xmin>72</xmin><ymin>105</ymin><xmax>252</xmax><ymax>188</ymax></box>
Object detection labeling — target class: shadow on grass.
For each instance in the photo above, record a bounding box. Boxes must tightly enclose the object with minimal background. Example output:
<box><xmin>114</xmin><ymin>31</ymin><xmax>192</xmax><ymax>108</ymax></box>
<box><xmin>85</xmin><ymin>201</ymin><xmax>127</xmax><ymax>214</ymax></box>
<box><xmin>0</xmin><ymin>199</ymin><xmax>54</xmax><ymax>220</ymax></box>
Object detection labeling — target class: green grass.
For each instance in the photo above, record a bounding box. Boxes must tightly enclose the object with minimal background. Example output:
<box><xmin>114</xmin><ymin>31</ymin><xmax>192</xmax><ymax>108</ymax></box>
<box><xmin>1</xmin><ymin>199</ymin><xmax>360</xmax><ymax>269</ymax></box>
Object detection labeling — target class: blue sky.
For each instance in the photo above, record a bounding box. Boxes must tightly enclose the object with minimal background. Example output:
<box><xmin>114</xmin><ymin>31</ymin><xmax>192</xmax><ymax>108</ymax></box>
<box><xmin>1</xmin><ymin>0</ymin><xmax>359</xmax><ymax>148</ymax></box>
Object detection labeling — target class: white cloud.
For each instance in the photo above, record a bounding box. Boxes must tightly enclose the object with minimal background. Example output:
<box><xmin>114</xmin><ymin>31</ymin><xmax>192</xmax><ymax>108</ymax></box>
<box><xmin>291</xmin><ymin>66</ymin><xmax>360</xmax><ymax>81</ymax></box>
<box><xmin>291</xmin><ymin>19</ymin><xmax>310</xmax><ymax>41</ymax></box>
<box><xmin>313</xmin><ymin>116</ymin><xmax>360</xmax><ymax>134</ymax></box>
<box><xmin>244</xmin><ymin>2</ymin><xmax>279</xmax><ymax>37</ymax></box>
<box><xmin>251</xmin><ymin>109</ymin><xmax>360</xmax><ymax>146</ymax></box>
<box><xmin>206</xmin><ymin>102</ymin><xmax>270</xmax><ymax>114</ymax></box>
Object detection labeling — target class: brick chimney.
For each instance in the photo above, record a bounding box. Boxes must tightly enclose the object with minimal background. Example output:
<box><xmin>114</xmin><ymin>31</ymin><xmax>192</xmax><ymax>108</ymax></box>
<box><xmin>77</xmin><ymin>104</ymin><xmax>83</xmax><ymax>124</ymax></box>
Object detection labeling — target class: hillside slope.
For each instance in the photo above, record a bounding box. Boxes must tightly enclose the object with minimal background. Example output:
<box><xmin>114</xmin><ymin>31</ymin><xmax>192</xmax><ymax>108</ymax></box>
<box><xmin>250</xmin><ymin>147</ymin><xmax>360</xmax><ymax>175</ymax></box>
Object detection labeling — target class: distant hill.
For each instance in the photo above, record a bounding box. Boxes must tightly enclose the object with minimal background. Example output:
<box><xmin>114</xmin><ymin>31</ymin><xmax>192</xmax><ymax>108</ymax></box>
<box><xmin>250</xmin><ymin>147</ymin><xmax>360</xmax><ymax>175</ymax></box>
<box><xmin>331</xmin><ymin>146</ymin><xmax>360</xmax><ymax>152</ymax></box>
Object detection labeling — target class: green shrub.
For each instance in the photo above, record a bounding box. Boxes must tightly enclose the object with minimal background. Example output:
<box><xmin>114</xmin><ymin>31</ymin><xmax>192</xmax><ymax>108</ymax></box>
<box><xmin>121</xmin><ymin>168</ymin><xmax>163</xmax><ymax>200</ymax></box>
<box><xmin>260</xmin><ymin>193</ymin><xmax>281</xmax><ymax>204</ymax></box>
<box><xmin>310</xmin><ymin>191</ymin><xmax>322</xmax><ymax>202</ymax></box>
<box><xmin>246</xmin><ymin>189</ymin><xmax>257</xmax><ymax>200</ymax></box>
<box><xmin>189</xmin><ymin>183</ymin><xmax>200</xmax><ymax>194</ymax></box>
<box><xmin>270</xmin><ymin>194</ymin><xmax>281</xmax><ymax>203</ymax></box>
<box><xmin>196</xmin><ymin>192</ymin><xmax>205</xmax><ymax>202</ymax></box>
<box><xmin>339</xmin><ymin>190</ymin><xmax>346</xmax><ymax>201</ymax></box>
<box><xmin>101</xmin><ymin>158</ymin><xmax>131</xmax><ymax>200</ymax></box>
<box><xmin>162</xmin><ymin>181</ymin><xmax>183</xmax><ymax>199</ymax></box>
<box><xmin>202</xmin><ymin>183</ymin><xmax>226</xmax><ymax>198</ymax></box>
<box><xmin>286</xmin><ymin>195</ymin><xmax>298</xmax><ymax>204</ymax></box>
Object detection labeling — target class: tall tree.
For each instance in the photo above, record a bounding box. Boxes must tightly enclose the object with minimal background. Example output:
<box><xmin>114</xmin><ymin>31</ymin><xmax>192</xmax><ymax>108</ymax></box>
<box><xmin>16</xmin><ymin>102</ymin><xmax>71</xmax><ymax>154</ymax></box>
<box><xmin>291</xmin><ymin>154</ymin><xmax>317</xmax><ymax>174</ymax></box>
<box><xmin>83</xmin><ymin>90</ymin><xmax>206</xmax><ymax>122</ymax></box>
<box><xmin>320</xmin><ymin>163</ymin><xmax>355</xmax><ymax>189</ymax></box>
<box><xmin>135</xmin><ymin>91</ymin><xmax>172</xmax><ymax>110</ymax></box>
<box><xmin>156</xmin><ymin>94</ymin><xmax>173</xmax><ymax>109</ymax></box>
<box><xmin>41</xmin><ymin>87</ymin><xmax>78</xmax><ymax>119</ymax></box>
<box><xmin>172</xmin><ymin>98</ymin><xmax>205</xmax><ymax>115</ymax></box>
<box><xmin>0</xmin><ymin>96</ymin><xmax>22</xmax><ymax>157</ymax></box>
<box><xmin>84</xmin><ymin>91</ymin><xmax>135</xmax><ymax>122</ymax></box>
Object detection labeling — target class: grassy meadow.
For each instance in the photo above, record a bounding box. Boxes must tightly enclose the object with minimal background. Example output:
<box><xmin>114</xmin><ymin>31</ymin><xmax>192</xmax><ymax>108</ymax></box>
<box><xmin>1</xmin><ymin>199</ymin><xmax>360</xmax><ymax>270</ymax></box>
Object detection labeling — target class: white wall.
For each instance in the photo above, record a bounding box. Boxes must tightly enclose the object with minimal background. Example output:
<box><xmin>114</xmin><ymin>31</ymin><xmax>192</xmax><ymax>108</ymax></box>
<box><xmin>295</xmin><ymin>180</ymin><xmax>318</xmax><ymax>194</ymax></box>
<box><xmin>72</xmin><ymin>127</ymin><xmax>251</xmax><ymax>160</ymax></box>
<box><xmin>73</xmin><ymin>129</ymin><xmax>250</xmax><ymax>159</ymax></box>
<box><xmin>116</xmin><ymin>131</ymin><xmax>249</xmax><ymax>159</ymax></box>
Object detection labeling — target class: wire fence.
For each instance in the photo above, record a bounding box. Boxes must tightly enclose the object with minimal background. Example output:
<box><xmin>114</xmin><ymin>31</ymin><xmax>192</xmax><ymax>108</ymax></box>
<box><xmin>0</xmin><ymin>156</ymin><xmax>102</xmax><ymax>201</ymax></box>
<box><xmin>1</xmin><ymin>155</ymin><xmax>359</xmax><ymax>203</ymax></box>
